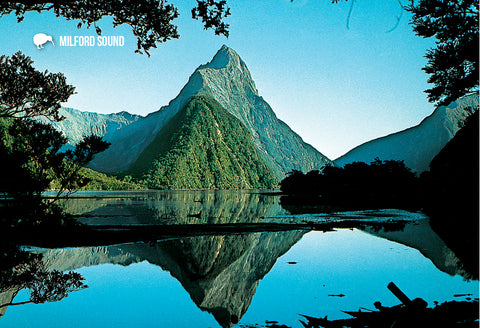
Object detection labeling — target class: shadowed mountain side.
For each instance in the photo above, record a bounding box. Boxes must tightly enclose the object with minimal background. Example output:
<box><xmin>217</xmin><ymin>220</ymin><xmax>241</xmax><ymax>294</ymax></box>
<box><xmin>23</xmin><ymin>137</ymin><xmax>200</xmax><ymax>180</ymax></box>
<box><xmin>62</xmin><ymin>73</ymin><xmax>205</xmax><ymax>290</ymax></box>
<box><xmin>335</xmin><ymin>94</ymin><xmax>478</xmax><ymax>173</ymax></box>
<box><xmin>362</xmin><ymin>220</ymin><xmax>471</xmax><ymax>279</ymax></box>
<box><xmin>120</xmin><ymin>230</ymin><xmax>306</xmax><ymax>328</ymax></box>
<box><xmin>61</xmin><ymin>190</ymin><xmax>288</xmax><ymax>226</ymax></box>
<box><xmin>421</xmin><ymin>110</ymin><xmax>479</xmax><ymax>279</ymax></box>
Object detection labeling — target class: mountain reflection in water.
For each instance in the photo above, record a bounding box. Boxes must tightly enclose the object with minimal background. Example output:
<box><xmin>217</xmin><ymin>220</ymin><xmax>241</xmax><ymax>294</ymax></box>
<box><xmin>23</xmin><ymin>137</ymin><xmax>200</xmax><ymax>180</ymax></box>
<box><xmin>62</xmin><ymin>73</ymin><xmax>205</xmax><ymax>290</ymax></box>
<box><xmin>59</xmin><ymin>190</ymin><xmax>289</xmax><ymax>226</ymax></box>
<box><xmin>0</xmin><ymin>191</ymin><xmax>478</xmax><ymax>327</ymax></box>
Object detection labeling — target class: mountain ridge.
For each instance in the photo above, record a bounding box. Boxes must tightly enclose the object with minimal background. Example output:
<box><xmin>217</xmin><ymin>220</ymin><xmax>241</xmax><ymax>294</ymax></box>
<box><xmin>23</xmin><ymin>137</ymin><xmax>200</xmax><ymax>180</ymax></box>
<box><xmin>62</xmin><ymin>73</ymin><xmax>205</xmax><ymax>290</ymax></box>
<box><xmin>334</xmin><ymin>93</ymin><xmax>479</xmax><ymax>173</ymax></box>
<box><xmin>193</xmin><ymin>45</ymin><xmax>332</xmax><ymax>178</ymax></box>
<box><xmin>35</xmin><ymin>107</ymin><xmax>141</xmax><ymax>146</ymax></box>
<box><xmin>87</xmin><ymin>45</ymin><xmax>332</xmax><ymax>178</ymax></box>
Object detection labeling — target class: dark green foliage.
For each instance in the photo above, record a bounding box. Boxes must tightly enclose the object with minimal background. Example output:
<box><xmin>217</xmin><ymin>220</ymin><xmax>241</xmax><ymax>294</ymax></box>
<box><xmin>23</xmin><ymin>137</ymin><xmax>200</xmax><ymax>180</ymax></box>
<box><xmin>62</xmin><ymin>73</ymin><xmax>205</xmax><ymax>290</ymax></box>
<box><xmin>76</xmin><ymin>167</ymin><xmax>143</xmax><ymax>191</ymax></box>
<box><xmin>0</xmin><ymin>117</ymin><xmax>109</xmax><ymax>199</ymax></box>
<box><xmin>191</xmin><ymin>0</ymin><xmax>231</xmax><ymax>37</ymax></box>
<box><xmin>0</xmin><ymin>51</ymin><xmax>110</xmax><ymax>232</ymax></box>
<box><xmin>0</xmin><ymin>117</ymin><xmax>65</xmax><ymax>197</ymax></box>
<box><xmin>0</xmin><ymin>52</ymin><xmax>75</xmax><ymax>121</ymax></box>
<box><xmin>280</xmin><ymin>159</ymin><xmax>420</xmax><ymax>209</ymax></box>
<box><xmin>406</xmin><ymin>0</ymin><xmax>478</xmax><ymax>106</ymax></box>
<box><xmin>129</xmin><ymin>96</ymin><xmax>277</xmax><ymax>189</ymax></box>
<box><xmin>0</xmin><ymin>52</ymin><xmax>110</xmax><ymax>198</ymax></box>
<box><xmin>0</xmin><ymin>1</ymin><xmax>230</xmax><ymax>56</ymax></box>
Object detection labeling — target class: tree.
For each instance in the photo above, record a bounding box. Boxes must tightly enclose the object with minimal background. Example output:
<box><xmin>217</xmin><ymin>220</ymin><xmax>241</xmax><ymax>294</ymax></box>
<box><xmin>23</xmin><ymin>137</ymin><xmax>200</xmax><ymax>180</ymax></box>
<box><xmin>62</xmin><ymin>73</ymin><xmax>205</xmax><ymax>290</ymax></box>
<box><xmin>0</xmin><ymin>52</ymin><xmax>109</xmax><ymax>201</ymax></box>
<box><xmin>0</xmin><ymin>0</ymin><xmax>231</xmax><ymax>56</ymax></box>
<box><xmin>0</xmin><ymin>118</ymin><xmax>109</xmax><ymax>200</ymax></box>
<box><xmin>406</xmin><ymin>0</ymin><xmax>479</xmax><ymax>106</ymax></box>
<box><xmin>0</xmin><ymin>52</ymin><xmax>75</xmax><ymax>121</ymax></box>
<box><xmin>280</xmin><ymin>159</ymin><xmax>420</xmax><ymax>209</ymax></box>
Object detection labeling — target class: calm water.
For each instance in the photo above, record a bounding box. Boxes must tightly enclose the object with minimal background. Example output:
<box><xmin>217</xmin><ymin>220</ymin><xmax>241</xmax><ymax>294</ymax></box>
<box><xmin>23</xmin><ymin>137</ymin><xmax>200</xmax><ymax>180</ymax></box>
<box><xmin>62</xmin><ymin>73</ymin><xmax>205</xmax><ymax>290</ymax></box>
<box><xmin>1</xmin><ymin>191</ymin><xmax>478</xmax><ymax>327</ymax></box>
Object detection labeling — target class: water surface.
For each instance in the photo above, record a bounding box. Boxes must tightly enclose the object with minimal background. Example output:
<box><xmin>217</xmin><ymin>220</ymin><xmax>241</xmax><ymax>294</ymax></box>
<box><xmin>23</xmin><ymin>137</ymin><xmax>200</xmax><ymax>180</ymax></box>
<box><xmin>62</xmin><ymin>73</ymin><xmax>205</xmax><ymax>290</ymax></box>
<box><xmin>1</xmin><ymin>191</ymin><xmax>477</xmax><ymax>327</ymax></box>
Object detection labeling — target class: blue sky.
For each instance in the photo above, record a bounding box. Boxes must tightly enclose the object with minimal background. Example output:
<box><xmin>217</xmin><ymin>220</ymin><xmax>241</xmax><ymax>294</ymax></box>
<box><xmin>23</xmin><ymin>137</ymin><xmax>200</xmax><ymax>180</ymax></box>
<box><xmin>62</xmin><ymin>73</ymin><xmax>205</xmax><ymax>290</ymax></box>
<box><xmin>0</xmin><ymin>0</ymin><xmax>435</xmax><ymax>159</ymax></box>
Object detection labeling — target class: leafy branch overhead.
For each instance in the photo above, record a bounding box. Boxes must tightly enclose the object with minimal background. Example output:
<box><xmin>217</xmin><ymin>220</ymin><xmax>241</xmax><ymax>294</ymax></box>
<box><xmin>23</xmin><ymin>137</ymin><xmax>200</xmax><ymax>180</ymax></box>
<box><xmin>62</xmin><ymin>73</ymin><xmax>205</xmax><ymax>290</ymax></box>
<box><xmin>0</xmin><ymin>0</ymin><xmax>231</xmax><ymax>56</ymax></box>
<box><xmin>406</xmin><ymin>0</ymin><xmax>478</xmax><ymax>106</ymax></box>
<box><xmin>0</xmin><ymin>52</ymin><xmax>75</xmax><ymax>122</ymax></box>
<box><xmin>191</xmin><ymin>0</ymin><xmax>230</xmax><ymax>37</ymax></box>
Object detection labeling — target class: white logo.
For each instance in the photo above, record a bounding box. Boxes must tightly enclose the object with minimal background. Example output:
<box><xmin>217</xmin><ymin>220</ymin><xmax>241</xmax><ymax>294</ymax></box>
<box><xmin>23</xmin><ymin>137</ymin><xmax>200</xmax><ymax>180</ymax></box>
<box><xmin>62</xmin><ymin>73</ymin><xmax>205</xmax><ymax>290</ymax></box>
<box><xmin>59</xmin><ymin>35</ymin><xmax>125</xmax><ymax>47</ymax></box>
<box><xmin>33</xmin><ymin>33</ymin><xmax>55</xmax><ymax>49</ymax></box>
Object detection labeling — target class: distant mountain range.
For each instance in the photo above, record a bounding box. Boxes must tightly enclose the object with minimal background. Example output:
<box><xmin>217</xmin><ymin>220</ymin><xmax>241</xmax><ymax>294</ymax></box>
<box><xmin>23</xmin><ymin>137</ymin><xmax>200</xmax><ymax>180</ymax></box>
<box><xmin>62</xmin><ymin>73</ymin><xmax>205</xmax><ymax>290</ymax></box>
<box><xmin>36</xmin><ymin>107</ymin><xmax>141</xmax><ymax>146</ymax></box>
<box><xmin>41</xmin><ymin>45</ymin><xmax>332</xmax><ymax>188</ymax></box>
<box><xmin>40</xmin><ymin>46</ymin><xmax>478</xmax><ymax>187</ymax></box>
<box><xmin>335</xmin><ymin>94</ymin><xmax>478</xmax><ymax>173</ymax></box>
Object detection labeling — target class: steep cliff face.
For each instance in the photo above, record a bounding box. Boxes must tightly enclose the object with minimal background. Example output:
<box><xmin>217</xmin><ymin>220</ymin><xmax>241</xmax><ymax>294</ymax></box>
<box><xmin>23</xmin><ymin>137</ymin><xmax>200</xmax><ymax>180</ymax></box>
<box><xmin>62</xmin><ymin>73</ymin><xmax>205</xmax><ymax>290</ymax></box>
<box><xmin>193</xmin><ymin>46</ymin><xmax>332</xmax><ymax>179</ymax></box>
<box><xmin>89</xmin><ymin>45</ymin><xmax>332</xmax><ymax>178</ymax></box>
<box><xmin>36</xmin><ymin>107</ymin><xmax>141</xmax><ymax>146</ymax></box>
<box><xmin>335</xmin><ymin>94</ymin><xmax>479</xmax><ymax>173</ymax></box>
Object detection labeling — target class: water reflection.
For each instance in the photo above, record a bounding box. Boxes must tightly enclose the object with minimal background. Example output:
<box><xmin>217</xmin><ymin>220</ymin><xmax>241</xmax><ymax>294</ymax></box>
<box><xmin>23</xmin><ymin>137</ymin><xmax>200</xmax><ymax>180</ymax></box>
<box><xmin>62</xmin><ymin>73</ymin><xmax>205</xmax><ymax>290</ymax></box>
<box><xmin>362</xmin><ymin>219</ymin><xmax>473</xmax><ymax>280</ymax></box>
<box><xmin>1</xmin><ymin>191</ymin><xmax>478</xmax><ymax>327</ymax></box>
<box><xmin>59</xmin><ymin>190</ymin><xmax>288</xmax><ymax>226</ymax></box>
<box><xmin>0</xmin><ymin>243</ymin><xmax>87</xmax><ymax>318</ymax></box>
<box><xmin>120</xmin><ymin>230</ymin><xmax>305</xmax><ymax>327</ymax></box>
<box><xmin>0</xmin><ymin>229</ymin><xmax>304</xmax><ymax>327</ymax></box>
<box><xmin>0</xmin><ymin>225</ymin><xmax>476</xmax><ymax>327</ymax></box>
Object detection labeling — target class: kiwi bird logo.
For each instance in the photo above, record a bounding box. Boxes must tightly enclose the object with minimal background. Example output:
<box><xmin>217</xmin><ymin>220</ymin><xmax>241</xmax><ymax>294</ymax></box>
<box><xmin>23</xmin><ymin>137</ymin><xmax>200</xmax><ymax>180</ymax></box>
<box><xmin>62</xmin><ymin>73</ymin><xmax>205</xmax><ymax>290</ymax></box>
<box><xmin>33</xmin><ymin>33</ymin><xmax>55</xmax><ymax>49</ymax></box>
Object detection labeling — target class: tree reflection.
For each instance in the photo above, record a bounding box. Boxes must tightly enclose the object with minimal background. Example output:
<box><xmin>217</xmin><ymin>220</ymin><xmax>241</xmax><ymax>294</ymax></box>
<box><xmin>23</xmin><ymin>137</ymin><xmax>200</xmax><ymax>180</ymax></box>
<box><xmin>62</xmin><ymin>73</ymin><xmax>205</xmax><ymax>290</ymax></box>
<box><xmin>0</xmin><ymin>243</ymin><xmax>87</xmax><ymax>314</ymax></box>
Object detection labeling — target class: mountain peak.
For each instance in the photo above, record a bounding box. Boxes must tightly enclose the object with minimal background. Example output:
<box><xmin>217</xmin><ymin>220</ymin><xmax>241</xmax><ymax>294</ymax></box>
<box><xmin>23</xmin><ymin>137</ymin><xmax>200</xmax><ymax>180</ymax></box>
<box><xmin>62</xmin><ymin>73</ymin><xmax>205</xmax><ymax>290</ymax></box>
<box><xmin>88</xmin><ymin>45</ymin><xmax>332</xmax><ymax>176</ymax></box>
<box><xmin>201</xmin><ymin>45</ymin><xmax>244</xmax><ymax>70</ymax></box>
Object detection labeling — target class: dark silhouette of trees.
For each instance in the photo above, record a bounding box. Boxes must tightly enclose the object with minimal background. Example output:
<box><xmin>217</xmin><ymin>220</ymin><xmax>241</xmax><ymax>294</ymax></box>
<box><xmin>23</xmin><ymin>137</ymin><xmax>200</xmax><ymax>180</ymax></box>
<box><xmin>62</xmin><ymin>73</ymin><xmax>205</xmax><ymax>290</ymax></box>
<box><xmin>0</xmin><ymin>52</ymin><xmax>109</xmax><ymax>201</ymax></box>
<box><xmin>0</xmin><ymin>52</ymin><xmax>109</xmax><ymax>230</ymax></box>
<box><xmin>280</xmin><ymin>159</ymin><xmax>420</xmax><ymax>209</ymax></box>
<box><xmin>406</xmin><ymin>0</ymin><xmax>479</xmax><ymax>106</ymax></box>
<box><xmin>0</xmin><ymin>119</ymin><xmax>109</xmax><ymax>200</ymax></box>
<box><xmin>0</xmin><ymin>0</ymin><xmax>230</xmax><ymax>56</ymax></box>
<box><xmin>191</xmin><ymin>0</ymin><xmax>230</xmax><ymax>38</ymax></box>
<box><xmin>0</xmin><ymin>52</ymin><xmax>74</xmax><ymax>121</ymax></box>
<box><xmin>0</xmin><ymin>243</ymin><xmax>87</xmax><ymax>311</ymax></box>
